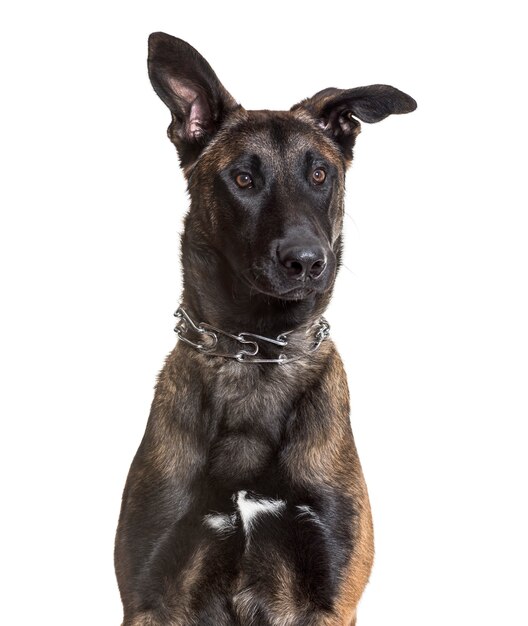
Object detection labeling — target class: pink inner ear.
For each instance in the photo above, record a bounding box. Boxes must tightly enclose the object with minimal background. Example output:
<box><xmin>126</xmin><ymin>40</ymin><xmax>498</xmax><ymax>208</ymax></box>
<box><xmin>188</xmin><ymin>96</ymin><xmax>210</xmax><ymax>136</ymax></box>
<box><xmin>167</xmin><ymin>77</ymin><xmax>211</xmax><ymax>139</ymax></box>
<box><xmin>167</xmin><ymin>78</ymin><xmax>198</xmax><ymax>103</ymax></box>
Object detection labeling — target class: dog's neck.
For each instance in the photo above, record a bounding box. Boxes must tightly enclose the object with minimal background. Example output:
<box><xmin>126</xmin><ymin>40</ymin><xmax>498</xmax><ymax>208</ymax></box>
<box><xmin>179</xmin><ymin>225</ymin><xmax>331</xmax><ymax>339</ymax></box>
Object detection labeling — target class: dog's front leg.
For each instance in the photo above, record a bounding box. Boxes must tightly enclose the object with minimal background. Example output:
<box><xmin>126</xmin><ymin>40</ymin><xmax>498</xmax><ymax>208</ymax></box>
<box><xmin>115</xmin><ymin>349</ymin><xmax>242</xmax><ymax>626</ymax></box>
<box><xmin>234</xmin><ymin>350</ymin><xmax>374</xmax><ymax>626</ymax></box>
<box><xmin>233</xmin><ymin>489</ymin><xmax>356</xmax><ymax>626</ymax></box>
<box><xmin>118</xmin><ymin>480</ymin><xmax>243</xmax><ymax>626</ymax></box>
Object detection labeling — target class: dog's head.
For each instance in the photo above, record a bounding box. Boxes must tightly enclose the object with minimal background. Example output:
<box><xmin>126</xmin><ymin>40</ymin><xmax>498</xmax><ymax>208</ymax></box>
<box><xmin>147</xmin><ymin>33</ymin><xmax>416</xmax><ymax>306</ymax></box>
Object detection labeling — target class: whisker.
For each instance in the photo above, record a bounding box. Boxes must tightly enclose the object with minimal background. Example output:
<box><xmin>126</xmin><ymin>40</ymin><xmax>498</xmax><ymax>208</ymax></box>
<box><xmin>340</xmin><ymin>263</ymin><xmax>358</xmax><ymax>278</ymax></box>
<box><xmin>344</xmin><ymin>211</ymin><xmax>361</xmax><ymax>237</ymax></box>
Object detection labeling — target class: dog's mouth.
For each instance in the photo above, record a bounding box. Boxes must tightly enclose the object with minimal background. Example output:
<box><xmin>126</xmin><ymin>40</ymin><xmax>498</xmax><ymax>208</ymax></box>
<box><xmin>271</xmin><ymin>286</ymin><xmax>316</xmax><ymax>301</ymax></box>
<box><xmin>242</xmin><ymin>272</ymin><xmax>320</xmax><ymax>302</ymax></box>
<box><xmin>276</xmin><ymin>285</ymin><xmax>316</xmax><ymax>301</ymax></box>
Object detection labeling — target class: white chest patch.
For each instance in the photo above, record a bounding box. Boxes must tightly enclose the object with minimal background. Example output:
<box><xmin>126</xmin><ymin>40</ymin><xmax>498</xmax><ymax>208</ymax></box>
<box><xmin>202</xmin><ymin>491</ymin><xmax>287</xmax><ymax>543</ymax></box>
<box><xmin>203</xmin><ymin>512</ymin><xmax>237</xmax><ymax>536</ymax></box>
<box><xmin>236</xmin><ymin>490</ymin><xmax>286</xmax><ymax>534</ymax></box>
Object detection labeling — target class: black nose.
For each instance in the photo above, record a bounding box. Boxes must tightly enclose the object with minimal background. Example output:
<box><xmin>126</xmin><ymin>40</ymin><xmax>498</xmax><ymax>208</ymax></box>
<box><xmin>278</xmin><ymin>244</ymin><xmax>327</xmax><ymax>281</ymax></box>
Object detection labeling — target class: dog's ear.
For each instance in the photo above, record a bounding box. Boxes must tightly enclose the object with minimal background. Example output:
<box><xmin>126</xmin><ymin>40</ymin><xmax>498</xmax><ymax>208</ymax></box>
<box><xmin>148</xmin><ymin>32</ymin><xmax>239</xmax><ymax>169</ymax></box>
<box><xmin>292</xmin><ymin>85</ymin><xmax>417</xmax><ymax>163</ymax></box>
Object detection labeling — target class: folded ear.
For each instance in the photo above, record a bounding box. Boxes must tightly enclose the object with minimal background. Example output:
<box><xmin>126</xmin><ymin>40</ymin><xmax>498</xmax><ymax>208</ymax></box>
<box><xmin>148</xmin><ymin>32</ymin><xmax>239</xmax><ymax>169</ymax></box>
<box><xmin>292</xmin><ymin>85</ymin><xmax>417</xmax><ymax>162</ymax></box>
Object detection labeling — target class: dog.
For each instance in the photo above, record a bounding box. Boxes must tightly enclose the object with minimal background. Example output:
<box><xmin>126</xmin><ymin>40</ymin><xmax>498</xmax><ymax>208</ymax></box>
<box><xmin>115</xmin><ymin>32</ymin><xmax>416</xmax><ymax>626</ymax></box>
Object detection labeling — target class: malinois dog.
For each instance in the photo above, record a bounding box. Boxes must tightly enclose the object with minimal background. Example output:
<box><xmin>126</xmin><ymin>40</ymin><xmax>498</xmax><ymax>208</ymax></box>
<box><xmin>115</xmin><ymin>32</ymin><xmax>416</xmax><ymax>626</ymax></box>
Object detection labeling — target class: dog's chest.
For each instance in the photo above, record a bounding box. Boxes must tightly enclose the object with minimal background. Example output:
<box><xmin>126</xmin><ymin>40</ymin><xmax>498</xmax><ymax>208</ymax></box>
<box><xmin>206</xmin><ymin>363</ymin><xmax>298</xmax><ymax>487</ymax></box>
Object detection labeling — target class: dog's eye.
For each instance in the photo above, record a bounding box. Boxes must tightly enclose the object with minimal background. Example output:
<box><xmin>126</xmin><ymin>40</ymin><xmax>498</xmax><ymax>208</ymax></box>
<box><xmin>235</xmin><ymin>173</ymin><xmax>254</xmax><ymax>189</ymax></box>
<box><xmin>311</xmin><ymin>168</ymin><xmax>327</xmax><ymax>185</ymax></box>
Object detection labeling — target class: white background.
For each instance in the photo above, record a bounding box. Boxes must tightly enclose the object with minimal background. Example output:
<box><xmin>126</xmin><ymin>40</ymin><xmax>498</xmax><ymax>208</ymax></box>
<box><xmin>1</xmin><ymin>1</ymin><xmax>527</xmax><ymax>624</ymax></box>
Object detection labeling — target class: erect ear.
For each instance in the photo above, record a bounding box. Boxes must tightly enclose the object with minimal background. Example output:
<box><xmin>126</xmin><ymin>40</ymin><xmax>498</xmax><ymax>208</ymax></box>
<box><xmin>148</xmin><ymin>32</ymin><xmax>240</xmax><ymax>169</ymax></box>
<box><xmin>292</xmin><ymin>85</ymin><xmax>417</xmax><ymax>163</ymax></box>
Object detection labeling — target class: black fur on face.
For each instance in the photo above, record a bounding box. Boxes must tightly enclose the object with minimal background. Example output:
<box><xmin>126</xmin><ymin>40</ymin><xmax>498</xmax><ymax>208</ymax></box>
<box><xmin>187</xmin><ymin>110</ymin><xmax>346</xmax><ymax>310</ymax></box>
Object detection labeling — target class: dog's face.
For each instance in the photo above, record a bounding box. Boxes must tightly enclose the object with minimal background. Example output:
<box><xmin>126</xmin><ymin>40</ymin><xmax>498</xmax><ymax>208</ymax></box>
<box><xmin>189</xmin><ymin>110</ymin><xmax>346</xmax><ymax>301</ymax></box>
<box><xmin>147</xmin><ymin>33</ymin><xmax>416</xmax><ymax>303</ymax></box>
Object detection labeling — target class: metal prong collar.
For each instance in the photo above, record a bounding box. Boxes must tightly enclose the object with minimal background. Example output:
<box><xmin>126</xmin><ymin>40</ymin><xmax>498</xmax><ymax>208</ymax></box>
<box><xmin>173</xmin><ymin>306</ymin><xmax>330</xmax><ymax>365</ymax></box>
